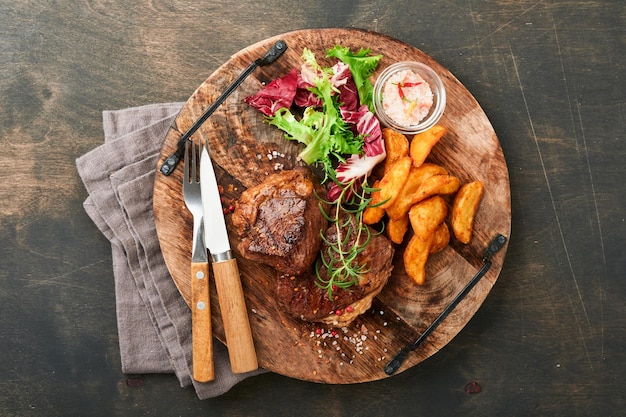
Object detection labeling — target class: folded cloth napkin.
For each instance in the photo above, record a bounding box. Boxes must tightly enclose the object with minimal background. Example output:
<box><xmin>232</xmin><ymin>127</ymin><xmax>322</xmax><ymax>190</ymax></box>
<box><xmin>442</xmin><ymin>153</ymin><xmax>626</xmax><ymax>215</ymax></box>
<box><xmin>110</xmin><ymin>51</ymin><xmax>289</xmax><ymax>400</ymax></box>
<box><xmin>76</xmin><ymin>103</ymin><xmax>265</xmax><ymax>399</ymax></box>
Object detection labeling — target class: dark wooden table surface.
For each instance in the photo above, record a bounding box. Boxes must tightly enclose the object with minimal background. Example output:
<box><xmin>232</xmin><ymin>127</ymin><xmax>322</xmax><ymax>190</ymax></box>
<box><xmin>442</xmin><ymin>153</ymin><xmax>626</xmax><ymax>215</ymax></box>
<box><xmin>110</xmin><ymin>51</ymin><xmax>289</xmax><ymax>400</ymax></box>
<box><xmin>1</xmin><ymin>1</ymin><xmax>624</xmax><ymax>416</ymax></box>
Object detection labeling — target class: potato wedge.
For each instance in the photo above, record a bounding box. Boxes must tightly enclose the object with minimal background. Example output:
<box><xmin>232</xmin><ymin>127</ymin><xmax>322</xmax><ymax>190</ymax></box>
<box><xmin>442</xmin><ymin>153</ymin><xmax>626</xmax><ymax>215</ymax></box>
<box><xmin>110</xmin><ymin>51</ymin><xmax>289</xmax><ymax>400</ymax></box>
<box><xmin>410</xmin><ymin>125</ymin><xmax>447</xmax><ymax>167</ymax></box>
<box><xmin>409</xmin><ymin>196</ymin><xmax>448</xmax><ymax>242</ymax></box>
<box><xmin>386</xmin><ymin>216</ymin><xmax>409</xmax><ymax>244</ymax></box>
<box><xmin>451</xmin><ymin>181</ymin><xmax>485</xmax><ymax>244</ymax></box>
<box><xmin>376</xmin><ymin>156</ymin><xmax>412</xmax><ymax>209</ymax></box>
<box><xmin>382</xmin><ymin>128</ymin><xmax>410</xmax><ymax>174</ymax></box>
<box><xmin>403</xmin><ymin>234</ymin><xmax>432</xmax><ymax>285</ymax></box>
<box><xmin>363</xmin><ymin>205</ymin><xmax>385</xmax><ymax>225</ymax></box>
<box><xmin>409</xmin><ymin>174</ymin><xmax>460</xmax><ymax>206</ymax></box>
<box><xmin>430</xmin><ymin>222</ymin><xmax>450</xmax><ymax>254</ymax></box>
<box><xmin>362</xmin><ymin>180</ymin><xmax>386</xmax><ymax>225</ymax></box>
<box><xmin>385</xmin><ymin>163</ymin><xmax>448</xmax><ymax>220</ymax></box>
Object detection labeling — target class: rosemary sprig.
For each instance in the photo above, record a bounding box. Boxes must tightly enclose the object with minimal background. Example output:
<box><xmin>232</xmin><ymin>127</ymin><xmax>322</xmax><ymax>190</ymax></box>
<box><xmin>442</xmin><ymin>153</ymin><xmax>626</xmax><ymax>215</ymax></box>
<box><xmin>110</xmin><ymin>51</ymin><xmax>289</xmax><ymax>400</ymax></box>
<box><xmin>315</xmin><ymin>178</ymin><xmax>382</xmax><ymax>300</ymax></box>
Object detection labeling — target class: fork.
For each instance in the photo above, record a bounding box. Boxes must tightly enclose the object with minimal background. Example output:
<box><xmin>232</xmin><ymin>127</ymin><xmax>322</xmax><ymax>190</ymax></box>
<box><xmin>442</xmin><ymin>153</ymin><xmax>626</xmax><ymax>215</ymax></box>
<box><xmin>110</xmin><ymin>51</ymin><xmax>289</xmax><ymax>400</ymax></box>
<box><xmin>183</xmin><ymin>140</ymin><xmax>214</xmax><ymax>382</ymax></box>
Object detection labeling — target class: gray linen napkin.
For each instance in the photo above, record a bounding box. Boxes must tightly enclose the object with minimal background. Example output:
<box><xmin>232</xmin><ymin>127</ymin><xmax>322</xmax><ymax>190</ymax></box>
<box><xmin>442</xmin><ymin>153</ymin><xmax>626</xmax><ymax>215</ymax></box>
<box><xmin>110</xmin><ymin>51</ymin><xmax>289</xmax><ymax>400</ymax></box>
<box><xmin>76</xmin><ymin>103</ymin><xmax>265</xmax><ymax>399</ymax></box>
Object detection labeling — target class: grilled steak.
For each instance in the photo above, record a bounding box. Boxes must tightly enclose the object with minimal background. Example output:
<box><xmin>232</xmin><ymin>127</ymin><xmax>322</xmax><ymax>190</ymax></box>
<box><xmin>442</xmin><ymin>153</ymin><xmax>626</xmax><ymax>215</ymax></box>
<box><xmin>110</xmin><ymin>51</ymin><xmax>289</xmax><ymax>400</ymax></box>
<box><xmin>275</xmin><ymin>214</ymin><xmax>394</xmax><ymax>326</ymax></box>
<box><xmin>231</xmin><ymin>167</ymin><xmax>329</xmax><ymax>275</ymax></box>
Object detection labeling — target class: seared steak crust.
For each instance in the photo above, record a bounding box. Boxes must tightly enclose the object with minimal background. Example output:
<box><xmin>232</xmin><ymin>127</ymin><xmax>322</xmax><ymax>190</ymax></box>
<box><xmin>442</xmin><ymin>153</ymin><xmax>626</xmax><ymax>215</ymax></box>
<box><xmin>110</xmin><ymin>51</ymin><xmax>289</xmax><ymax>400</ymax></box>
<box><xmin>231</xmin><ymin>167</ymin><xmax>329</xmax><ymax>275</ymax></box>
<box><xmin>275</xmin><ymin>217</ymin><xmax>394</xmax><ymax>323</ymax></box>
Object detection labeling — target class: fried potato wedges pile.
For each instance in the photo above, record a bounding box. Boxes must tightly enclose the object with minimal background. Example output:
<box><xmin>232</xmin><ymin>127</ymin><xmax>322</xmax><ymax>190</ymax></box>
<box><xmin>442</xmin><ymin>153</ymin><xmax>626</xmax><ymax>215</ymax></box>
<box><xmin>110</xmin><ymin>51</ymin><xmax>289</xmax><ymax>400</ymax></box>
<box><xmin>364</xmin><ymin>126</ymin><xmax>485</xmax><ymax>285</ymax></box>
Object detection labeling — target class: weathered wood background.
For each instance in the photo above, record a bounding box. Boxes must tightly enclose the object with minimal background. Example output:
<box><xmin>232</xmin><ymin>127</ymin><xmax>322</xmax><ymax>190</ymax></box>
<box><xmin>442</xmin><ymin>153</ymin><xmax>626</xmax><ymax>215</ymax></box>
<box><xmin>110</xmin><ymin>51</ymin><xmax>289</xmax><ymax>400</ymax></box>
<box><xmin>1</xmin><ymin>1</ymin><xmax>624</xmax><ymax>416</ymax></box>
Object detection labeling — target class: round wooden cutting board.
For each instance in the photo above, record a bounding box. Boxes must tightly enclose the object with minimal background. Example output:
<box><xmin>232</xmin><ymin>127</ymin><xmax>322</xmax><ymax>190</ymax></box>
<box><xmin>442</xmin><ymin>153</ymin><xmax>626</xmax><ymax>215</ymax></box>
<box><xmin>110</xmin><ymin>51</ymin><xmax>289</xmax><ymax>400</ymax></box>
<box><xmin>153</xmin><ymin>28</ymin><xmax>511</xmax><ymax>384</ymax></box>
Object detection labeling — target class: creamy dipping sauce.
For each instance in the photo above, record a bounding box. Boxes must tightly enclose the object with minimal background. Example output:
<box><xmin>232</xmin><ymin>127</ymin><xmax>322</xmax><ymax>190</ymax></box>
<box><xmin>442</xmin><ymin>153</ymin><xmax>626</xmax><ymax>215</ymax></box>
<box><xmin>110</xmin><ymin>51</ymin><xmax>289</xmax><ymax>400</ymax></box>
<box><xmin>381</xmin><ymin>69</ymin><xmax>433</xmax><ymax>127</ymax></box>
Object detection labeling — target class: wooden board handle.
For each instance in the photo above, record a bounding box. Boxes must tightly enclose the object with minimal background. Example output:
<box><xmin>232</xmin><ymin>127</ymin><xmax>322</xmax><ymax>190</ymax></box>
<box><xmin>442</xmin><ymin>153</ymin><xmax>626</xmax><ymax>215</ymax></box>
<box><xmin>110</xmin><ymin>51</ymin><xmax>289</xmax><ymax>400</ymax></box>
<box><xmin>191</xmin><ymin>261</ymin><xmax>214</xmax><ymax>382</ymax></box>
<box><xmin>212</xmin><ymin>258</ymin><xmax>258</xmax><ymax>373</ymax></box>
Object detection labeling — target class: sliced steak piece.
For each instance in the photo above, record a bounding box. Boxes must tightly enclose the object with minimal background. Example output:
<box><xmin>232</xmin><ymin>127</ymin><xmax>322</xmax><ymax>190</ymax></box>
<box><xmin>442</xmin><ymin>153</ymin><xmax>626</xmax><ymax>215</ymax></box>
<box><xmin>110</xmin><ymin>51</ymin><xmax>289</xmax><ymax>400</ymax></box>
<box><xmin>231</xmin><ymin>167</ymin><xmax>329</xmax><ymax>276</ymax></box>
<box><xmin>275</xmin><ymin>215</ymin><xmax>394</xmax><ymax>326</ymax></box>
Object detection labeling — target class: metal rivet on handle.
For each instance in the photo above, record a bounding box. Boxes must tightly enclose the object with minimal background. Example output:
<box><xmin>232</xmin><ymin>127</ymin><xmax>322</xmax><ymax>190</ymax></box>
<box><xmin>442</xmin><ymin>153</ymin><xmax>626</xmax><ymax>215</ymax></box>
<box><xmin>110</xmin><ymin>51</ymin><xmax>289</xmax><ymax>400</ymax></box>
<box><xmin>197</xmin><ymin>302</ymin><xmax>205</xmax><ymax>310</ymax></box>
<box><xmin>195</xmin><ymin>271</ymin><xmax>205</xmax><ymax>280</ymax></box>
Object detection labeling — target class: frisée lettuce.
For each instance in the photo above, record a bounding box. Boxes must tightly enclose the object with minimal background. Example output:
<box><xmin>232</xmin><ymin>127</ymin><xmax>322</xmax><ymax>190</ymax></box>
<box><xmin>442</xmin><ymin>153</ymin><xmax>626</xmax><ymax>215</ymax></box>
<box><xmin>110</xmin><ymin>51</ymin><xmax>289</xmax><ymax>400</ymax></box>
<box><xmin>245</xmin><ymin>46</ymin><xmax>385</xmax><ymax>190</ymax></box>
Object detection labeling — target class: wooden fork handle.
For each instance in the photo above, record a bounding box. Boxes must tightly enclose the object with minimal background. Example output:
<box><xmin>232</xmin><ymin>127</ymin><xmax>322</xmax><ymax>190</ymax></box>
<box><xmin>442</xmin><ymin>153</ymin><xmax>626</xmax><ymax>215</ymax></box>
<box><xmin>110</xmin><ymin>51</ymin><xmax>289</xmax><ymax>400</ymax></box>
<box><xmin>191</xmin><ymin>261</ymin><xmax>214</xmax><ymax>382</ymax></box>
<box><xmin>212</xmin><ymin>258</ymin><xmax>258</xmax><ymax>374</ymax></box>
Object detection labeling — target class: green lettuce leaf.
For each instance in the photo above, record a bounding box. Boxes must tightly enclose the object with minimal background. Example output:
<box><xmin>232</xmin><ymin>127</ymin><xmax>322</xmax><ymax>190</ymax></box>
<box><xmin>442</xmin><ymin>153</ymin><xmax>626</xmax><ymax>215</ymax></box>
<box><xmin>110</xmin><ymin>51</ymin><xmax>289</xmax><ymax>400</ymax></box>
<box><xmin>326</xmin><ymin>45</ymin><xmax>382</xmax><ymax>111</ymax></box>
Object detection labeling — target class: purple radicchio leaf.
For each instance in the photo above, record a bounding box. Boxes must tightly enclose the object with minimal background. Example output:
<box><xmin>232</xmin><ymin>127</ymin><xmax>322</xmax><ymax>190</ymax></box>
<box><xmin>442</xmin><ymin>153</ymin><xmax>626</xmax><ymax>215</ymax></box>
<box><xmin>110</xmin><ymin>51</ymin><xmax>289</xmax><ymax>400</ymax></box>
<box><xmin>244</xmin><ymin>68</ymin><xmax>299</xmax><ymax>116</ymax></box>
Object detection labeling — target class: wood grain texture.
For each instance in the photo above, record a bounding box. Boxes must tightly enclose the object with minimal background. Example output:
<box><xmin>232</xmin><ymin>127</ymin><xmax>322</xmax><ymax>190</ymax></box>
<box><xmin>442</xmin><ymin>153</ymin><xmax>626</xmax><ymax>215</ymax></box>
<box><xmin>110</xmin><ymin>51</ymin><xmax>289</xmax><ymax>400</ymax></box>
<box><xmin>191</xmin><ymin>261</ymin><xmax>214</xmax><ymax>382</ymax></box>
<box><xmin>212</xmin><ymin>258</ymin><xmax>258</xmax><ymax>374</ymax></box>
<box><xmin>153</xmin><ymin>28</ymin><xmax>511</xmax><ymax>383</ymax></box>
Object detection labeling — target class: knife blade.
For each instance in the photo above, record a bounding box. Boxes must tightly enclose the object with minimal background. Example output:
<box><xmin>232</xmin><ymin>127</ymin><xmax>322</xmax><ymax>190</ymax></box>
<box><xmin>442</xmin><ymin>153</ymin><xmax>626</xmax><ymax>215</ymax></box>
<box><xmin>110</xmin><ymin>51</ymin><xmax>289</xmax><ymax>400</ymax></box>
<box><xmin>200</xmin><ymin>145</ymin><xmax>258</xmax><ymax>374</ymax></box>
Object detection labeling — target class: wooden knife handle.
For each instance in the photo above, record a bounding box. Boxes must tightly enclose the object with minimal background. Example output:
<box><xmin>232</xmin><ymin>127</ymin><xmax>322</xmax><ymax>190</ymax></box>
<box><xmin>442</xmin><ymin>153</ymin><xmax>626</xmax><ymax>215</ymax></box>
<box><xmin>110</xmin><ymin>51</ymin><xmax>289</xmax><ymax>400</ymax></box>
<box><xmin>191</xmin><ymin>261</ymin><xmax>214</xmax><ymax>382</ymax></box>
<box><xmin>212</xmin><ymin>258</ymin><xmax>258</xmax><ymax>373</ymax></box>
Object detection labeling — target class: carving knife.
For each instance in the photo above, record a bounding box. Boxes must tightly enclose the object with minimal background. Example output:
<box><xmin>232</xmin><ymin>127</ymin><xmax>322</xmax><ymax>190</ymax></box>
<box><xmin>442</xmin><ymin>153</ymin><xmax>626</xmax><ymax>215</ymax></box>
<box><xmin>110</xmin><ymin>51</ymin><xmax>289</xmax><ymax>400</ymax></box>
<box><xmin>200</xmin><ymin>145</ymin><xmax>258</xmax><ymax>373</ymax></box>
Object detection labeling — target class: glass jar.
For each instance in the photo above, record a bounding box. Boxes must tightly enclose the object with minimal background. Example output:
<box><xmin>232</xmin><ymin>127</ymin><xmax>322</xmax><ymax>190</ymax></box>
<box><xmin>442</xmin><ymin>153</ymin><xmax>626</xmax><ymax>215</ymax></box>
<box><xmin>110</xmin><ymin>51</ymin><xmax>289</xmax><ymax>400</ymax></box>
<box><xmin>373</xmin><ymin>61</ymin><xmax>446</xmax><ymax>135</ymax></box>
